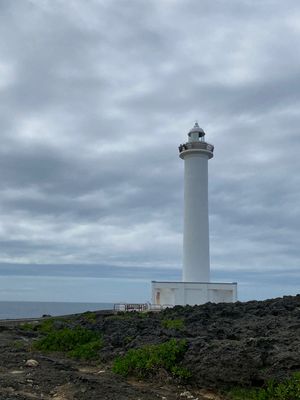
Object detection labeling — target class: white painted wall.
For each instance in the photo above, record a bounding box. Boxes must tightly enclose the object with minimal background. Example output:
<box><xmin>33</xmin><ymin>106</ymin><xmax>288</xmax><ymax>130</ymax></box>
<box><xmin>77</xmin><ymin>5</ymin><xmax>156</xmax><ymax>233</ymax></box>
<box><xmin>182</xmin><ymin>152</ymin><xmax>210</xmax><ymax>282</ymax></box>
<box><xmin>152</xmin><ymin>281</ymin><xmax>237</xmax><ymax>306</ymax></box>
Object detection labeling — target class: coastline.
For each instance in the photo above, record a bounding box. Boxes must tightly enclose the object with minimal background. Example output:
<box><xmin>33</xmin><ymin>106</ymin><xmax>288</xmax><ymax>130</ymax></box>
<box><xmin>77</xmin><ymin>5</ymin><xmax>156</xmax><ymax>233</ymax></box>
<box><xmin>0</xmin><ymin>300</ymin><xmax>114</xmax><ymax>320</ymax></box>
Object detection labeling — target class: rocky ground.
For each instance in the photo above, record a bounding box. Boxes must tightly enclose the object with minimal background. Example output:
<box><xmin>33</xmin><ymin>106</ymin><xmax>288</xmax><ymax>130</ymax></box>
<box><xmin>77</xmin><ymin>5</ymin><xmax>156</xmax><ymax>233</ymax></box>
<box><xmin>0</xmin><ymin>295</ymin><xmax>299</xmax><ymax>399</ymax></box>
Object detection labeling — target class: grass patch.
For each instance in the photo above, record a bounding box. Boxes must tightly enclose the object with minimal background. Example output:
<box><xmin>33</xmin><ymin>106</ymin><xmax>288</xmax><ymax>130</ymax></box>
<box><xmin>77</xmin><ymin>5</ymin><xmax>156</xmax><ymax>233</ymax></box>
<box><xmin>161</xmin><ymin>318</ymin><xmax>185</xmax><ymax>330</ymax></box>
<box><xmin>34</xmin><ymin>326</ymin><xmax>102</xmax><ymax>360</ymax></box>
<box><xmin>228</xmin><ymin>372</ymin><xmax>300</xmax><ymax>400</ymax></box>
<box><xmin>112</xmin><ymin>338</ymin><xmax>190</xmax><ymax>380</ymax></box>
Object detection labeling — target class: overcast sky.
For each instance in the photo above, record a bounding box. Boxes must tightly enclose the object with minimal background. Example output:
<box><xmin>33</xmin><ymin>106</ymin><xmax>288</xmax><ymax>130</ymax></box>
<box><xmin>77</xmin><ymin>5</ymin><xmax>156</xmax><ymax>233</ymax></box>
<box><xmin>0</xmin><ymin>0</ymin><xmax>300</xmax><ymax>302</ymax></box>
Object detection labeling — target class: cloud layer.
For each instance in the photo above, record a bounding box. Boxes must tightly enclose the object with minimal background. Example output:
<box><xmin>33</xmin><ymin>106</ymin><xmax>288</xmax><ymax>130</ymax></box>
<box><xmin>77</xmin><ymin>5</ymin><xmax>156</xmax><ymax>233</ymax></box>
<box><xmin>0</xmin><ymin>0</ymin><xmax>300</xmax><ymax>298</ymax></box>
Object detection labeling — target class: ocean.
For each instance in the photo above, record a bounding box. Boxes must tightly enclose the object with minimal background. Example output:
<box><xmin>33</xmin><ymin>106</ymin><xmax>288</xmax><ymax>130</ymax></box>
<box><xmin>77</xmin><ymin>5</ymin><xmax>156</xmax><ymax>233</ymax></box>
<box><xmin>0</xmin><ymin>301</ymin><xmax>114</xmax><ymax>320</ymax></box>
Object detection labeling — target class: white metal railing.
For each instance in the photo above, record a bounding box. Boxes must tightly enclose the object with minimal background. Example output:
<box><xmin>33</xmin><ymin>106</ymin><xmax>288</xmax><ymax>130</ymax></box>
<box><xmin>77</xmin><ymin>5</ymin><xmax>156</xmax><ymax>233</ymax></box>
<box><xmin>113</xmin><ymin>303</ymin><xmax>174</xmax><ymax>313</ymax></box>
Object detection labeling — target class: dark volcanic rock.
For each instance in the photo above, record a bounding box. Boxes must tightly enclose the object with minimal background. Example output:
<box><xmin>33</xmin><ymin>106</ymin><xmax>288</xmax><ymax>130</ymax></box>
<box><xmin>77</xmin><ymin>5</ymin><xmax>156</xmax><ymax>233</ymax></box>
<box><xmin>1</xmin><ymin>294</ymin><xmax>300</xmax><ymax>398</ymax></box>
<box><xmin>170</xmin><ymin>295</ymin><xmax>300</xmax><ymax>388</ymax></box>
<box><xmin>94</xmin><ymin>295</ymin><xmax>300</xmax><ymax>388</ymax></box>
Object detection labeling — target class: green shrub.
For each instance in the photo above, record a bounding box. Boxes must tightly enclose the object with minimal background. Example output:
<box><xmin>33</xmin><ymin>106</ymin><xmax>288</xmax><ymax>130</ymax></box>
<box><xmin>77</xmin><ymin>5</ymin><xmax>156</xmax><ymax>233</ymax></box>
<box><xmin>20</xmin><ymin>322</ymin><xmax>36</xmax><ymax>331</ymax></box>
<box><xmin>36</xmin><ymin>319</ymin><xmax>56</xmax><ymax>333</ymax></box>
<box><xmin>82</xmin><ymin>311</ymin><xmax>97</xmax><ymax>323</ymax></box>
<box><xmin>22</xmin><ymin>318</ymin><xmax>68</xmax><ymax>334</ymax></box>
<box><xmin>170</xmin><ymin>365</ymin><xmax>192</xmax><ymax>379</ymax></box>
<box><xmin>68</xmin><ymin>340</ymin><xmax>102</xmax><ymax>360</ymax></box>
<box><xmin>112</xmin><ymin>339</ymin><xmax>190</xmax><ymax>379</ymax></box>
<box><xmin>161</xmin><ymin>319</ymin><xmax>185</xmax><ymax>330</ymax></box>
<box><xmin>228</xmin><ymin>372</ymin><xmax>300</xmax><ymax>400</ymax></box>
<box><xmin>228</xmin><ymin>387</ymin><xmax>268</xmax><ymax>400</ymax></box>
<box><xmin>106</xmin><ymin>313</ymin><xmax>131</xmax><ymax>320</ymax></box>
<box><xmin>34</xmin><ymin>327</ymin><xmax>102</xmax><ymax>360</ymax></box>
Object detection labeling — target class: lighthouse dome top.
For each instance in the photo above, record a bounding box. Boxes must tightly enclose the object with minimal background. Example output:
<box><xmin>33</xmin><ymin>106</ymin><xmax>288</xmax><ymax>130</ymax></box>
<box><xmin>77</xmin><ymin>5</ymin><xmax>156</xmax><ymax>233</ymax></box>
<box><xmin>188</xmin><ymin>122</ymin><xmax>205</xmax><ymax>138</ymax></box>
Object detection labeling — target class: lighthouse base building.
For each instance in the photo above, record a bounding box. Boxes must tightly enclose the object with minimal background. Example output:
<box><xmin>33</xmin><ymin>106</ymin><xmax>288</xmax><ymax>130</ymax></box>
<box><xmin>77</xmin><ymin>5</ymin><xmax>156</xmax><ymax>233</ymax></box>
<box><xmin>151</xmin><ymin>281</ymin><xmax>237</xmax><ymax>307</ymax></box>
<box><xmin>151</xmin><ymin>123</ymin><xmax>237</xmax><ymax>307</ymax></box>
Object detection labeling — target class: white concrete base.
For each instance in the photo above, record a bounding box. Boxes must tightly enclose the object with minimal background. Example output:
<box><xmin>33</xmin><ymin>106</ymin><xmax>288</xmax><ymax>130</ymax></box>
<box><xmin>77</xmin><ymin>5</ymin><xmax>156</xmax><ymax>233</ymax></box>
<box><xmin>151</xmin><ymin>281</ymin><xmax>237</xmax><ymax>306</ymax></box>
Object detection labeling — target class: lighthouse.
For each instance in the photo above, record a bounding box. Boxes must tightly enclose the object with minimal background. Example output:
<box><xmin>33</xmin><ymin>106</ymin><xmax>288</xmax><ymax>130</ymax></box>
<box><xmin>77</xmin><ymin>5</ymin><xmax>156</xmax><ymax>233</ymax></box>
<box><xmin>179</xmin><ymin>122</ymin><xmax>213</xmax><ymax>282</ymax></box>
<box><xmin>151</xmin><ymin>123</ymin><xmax>237</xmax><ymax>306</ymax></box>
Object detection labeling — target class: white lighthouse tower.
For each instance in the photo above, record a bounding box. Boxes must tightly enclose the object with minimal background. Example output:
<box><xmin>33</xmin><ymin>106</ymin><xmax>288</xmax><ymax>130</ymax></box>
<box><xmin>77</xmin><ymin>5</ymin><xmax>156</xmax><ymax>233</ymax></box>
<box><xmin>152</xmin><ymin>123</ymin><xmax>237</xmax><ymax>306</ymax></box>
<box><xmin>180</xmin><ymin>122</ymin><xmax>212</xmax><ymax>282</ymax></box>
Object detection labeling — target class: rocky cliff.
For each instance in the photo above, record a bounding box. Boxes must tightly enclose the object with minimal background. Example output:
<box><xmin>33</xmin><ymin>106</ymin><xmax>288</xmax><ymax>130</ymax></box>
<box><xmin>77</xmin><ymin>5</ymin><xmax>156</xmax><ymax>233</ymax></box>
<box><xmin>0</xmin><ymin>294</ymin><xmax>299</xmax><ymax>399</ymax></box>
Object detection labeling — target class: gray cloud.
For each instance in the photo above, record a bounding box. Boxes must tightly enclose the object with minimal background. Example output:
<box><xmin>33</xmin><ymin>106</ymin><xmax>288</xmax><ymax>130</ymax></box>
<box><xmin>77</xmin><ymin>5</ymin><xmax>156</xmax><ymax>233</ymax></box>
<box><xmin>0</xmin><ymin>0</ymin><xmax>300</xmax><ymax>299</ymax></box>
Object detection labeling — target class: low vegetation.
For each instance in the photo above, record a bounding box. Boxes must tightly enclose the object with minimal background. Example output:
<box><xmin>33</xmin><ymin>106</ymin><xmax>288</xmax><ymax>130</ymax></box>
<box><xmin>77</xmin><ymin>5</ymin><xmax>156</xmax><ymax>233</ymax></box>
<box><xmin>124</xmin><ymin>335</ymin><xmax>135</xmax><ymax>344</ymax></box>
<box><xmin>36</xmin><ymin>318</ymin><xmax>59</xmax><ymax>333</ymax></box>
<box><xmin>81</xmin><ymin>311</ymin><xmax>97</xmax><ymax>323</ymax></box>
<box><xmin>227</xmin><ymin>372</ymin><xmax>300</xmax><ymax>400</ymax></box>
<box><xmin>161</xmin><ymin>318</ymin><xmax>185</xmax><ymax>330</ymax></box>
<box><xmin>106</xmin><ymin>311</ymin><xmax>149</xmax><ymax>320</ymax></box>
<box><xmin>20</xmin><ymin>322</ymin><xmax>38</xmax><ymax>331</ymax></box>
<box><xmin>34</xmin><ymin>326</ymin><xmax>103</xmax><ymax>360</ymax></box>
<box><xmin>12</xmin><ymin>340</ymin><xmax>26</xmax><ymax>349</ymax></box>
<box><xmin>20</xmin><ymin>318</ymin><xmax>68</xmax><ymax>333</ymax></box>
<box><xmin>112</xmin><ymin>338</ymin><xmax>191</xmax><ymax>380</ymax></box>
